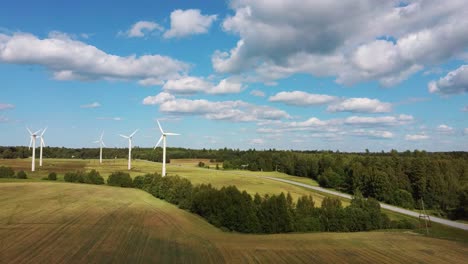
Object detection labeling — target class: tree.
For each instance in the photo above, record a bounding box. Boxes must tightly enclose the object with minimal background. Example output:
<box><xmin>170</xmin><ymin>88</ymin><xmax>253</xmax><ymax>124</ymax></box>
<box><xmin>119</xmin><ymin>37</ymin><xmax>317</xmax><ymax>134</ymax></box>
<box><xmin>16</xmin><ymin>170</ymin><xmax>27</xmax><ymax>179</ymax></box>
<box><xmin>48</xmin><ymin>172</ymin><xmax>57</xmax><ymax>181</ymax></box>
<box><xmin>107</xmin><ymin>171</ymin><xmax>133</xmax><ymax>187</ymax></box>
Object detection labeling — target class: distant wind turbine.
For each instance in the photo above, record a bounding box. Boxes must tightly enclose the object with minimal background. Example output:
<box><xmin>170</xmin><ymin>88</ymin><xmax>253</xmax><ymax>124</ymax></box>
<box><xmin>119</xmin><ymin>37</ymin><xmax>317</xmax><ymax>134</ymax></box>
<box><xmin>154</xmin><ymin>120</ymin><xmax>180</xmax><ymax>177</ymax></box>
<box><xmin>94</xmin><ymin>131</ymin><xmax>106</xmax><ymax>164</ymax></box>
<box><xmin>27</xmin><ymin>128</ymin><xmax>41</xmax><ymax>172</ymax></box>
<box><xmin>38</xmin><ymin>127</ymin><xmax>47</xmax><ymax>167</ymax></box>
<box><xmin>120</xmin><ymin>129</ymin><xmax>138</xmax><ymax>170</ymax></box>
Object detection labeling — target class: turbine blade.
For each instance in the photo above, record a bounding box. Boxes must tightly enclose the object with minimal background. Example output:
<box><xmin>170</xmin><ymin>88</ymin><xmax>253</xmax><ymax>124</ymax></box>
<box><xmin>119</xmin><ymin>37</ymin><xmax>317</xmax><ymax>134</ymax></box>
<box><xmin>41</xmin><ymin>137</ymin><xmax>46</xmax><ymax>147</ymax></box>
<box><xmin>26</xmin><ymin>127</ymin><xmax>33</xmax><ymax>135</ymax></box>
<box><xmin>165</xmin><ymin>133</ymin><xmax>180</xmax><ymax>136</ymax></box>
<box><xmin>157</xmin><ymin>120</ymin><xmax>164</xmax><ymax>134</ymax></box>
<box><xmin>29</xmin><ymin>137</ymin><xmax>33</xmax><ymax>149</ymax></box>
<box><xmin>41</xmin><ymin>127</ymin><xmax>48</xmax><ymax>136</ymax></box>
<box><xmin>101</xmin><ymin>141</ymin><xmax>106</xmax><ymax>148</ymax></box>
<box><xmin>154</xmin><ymin>135</ymin><xmax>163</xmax><ymax>149</ymax></box>
<box><xmin>119</xmin><ymin>134</ymin><xmax>129</xmax><ymax>139</ymax></box>
<box><xmin>33</xmin><ymin>129</ymin><xmax>42</xmax><ymax>135</ymax></box>
<box><xmin>100</xmin><ymin>131</ymin><xmax>104</xmax><ymax>141</ymax></box>
<box><xmin>130</xmin><ymin>129</ymin><xmax>139</xmax><ymax>137</ymax></box>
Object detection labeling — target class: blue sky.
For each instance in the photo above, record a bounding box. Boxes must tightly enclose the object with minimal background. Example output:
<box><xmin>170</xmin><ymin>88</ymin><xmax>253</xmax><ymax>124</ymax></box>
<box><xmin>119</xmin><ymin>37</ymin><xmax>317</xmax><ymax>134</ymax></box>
<box><xmin>0</xmin><ymin>0</ymin><xmax>467</xmax><ymax>151</ymax></box>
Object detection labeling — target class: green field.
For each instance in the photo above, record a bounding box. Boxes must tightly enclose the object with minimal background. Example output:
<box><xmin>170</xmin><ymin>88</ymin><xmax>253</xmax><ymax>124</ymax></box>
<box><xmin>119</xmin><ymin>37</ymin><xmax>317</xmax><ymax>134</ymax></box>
<box><xmin>1</xmin><ymin>182</ymin><xmax>467</xmax><ymax>263</ymax></box>
<box><xmin>0</xmin><ymin>158</ymin><xmax>329</xmax><ymax>205</ymax></box>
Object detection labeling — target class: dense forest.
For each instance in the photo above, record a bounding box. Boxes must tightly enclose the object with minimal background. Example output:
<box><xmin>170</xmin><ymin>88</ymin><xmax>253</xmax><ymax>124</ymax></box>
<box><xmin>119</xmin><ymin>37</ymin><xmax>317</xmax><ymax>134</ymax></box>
<box><xmin>1</xmin><ymin>146</ymin><xmax>467</xmax><ymax>219</ymax></box>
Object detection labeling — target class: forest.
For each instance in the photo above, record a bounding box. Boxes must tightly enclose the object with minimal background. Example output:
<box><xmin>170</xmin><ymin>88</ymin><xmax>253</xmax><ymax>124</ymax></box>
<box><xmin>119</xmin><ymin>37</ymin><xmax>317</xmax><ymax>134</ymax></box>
<box><xmin>1</xmin><ymin>146</ymin><xmax>467</xmax><ymax>219</ymax></box>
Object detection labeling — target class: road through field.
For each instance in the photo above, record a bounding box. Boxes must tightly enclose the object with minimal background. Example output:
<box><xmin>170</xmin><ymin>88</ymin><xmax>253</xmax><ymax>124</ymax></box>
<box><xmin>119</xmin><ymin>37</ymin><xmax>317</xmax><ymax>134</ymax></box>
<box><xmin>262</xmin><ymin>176</ymin><xmax>468</xmax><ymax>231</ymax></box>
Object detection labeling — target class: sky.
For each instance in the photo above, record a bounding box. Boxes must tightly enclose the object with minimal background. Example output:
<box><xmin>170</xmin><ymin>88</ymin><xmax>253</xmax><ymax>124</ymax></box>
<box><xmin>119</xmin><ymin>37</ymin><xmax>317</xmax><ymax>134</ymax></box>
<box><xmin>0</xmin><ymin>0</ymin><xmax>467</xmax><ymax>151</ymax></box>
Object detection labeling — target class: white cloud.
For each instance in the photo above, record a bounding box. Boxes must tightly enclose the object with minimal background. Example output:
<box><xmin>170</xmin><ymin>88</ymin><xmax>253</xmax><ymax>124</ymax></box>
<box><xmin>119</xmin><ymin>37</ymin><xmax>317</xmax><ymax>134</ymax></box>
<box><xmin>162</xmin><ymin>76</ymin><xmax>244</xmax><ymax>95</ymax></box>
<box><xmin>123</xmin><ymin>21</ymin><xmax>163</xmax><ymax>38</ymax></box>
<box><xmin>464</xmin><ymin>128</ymin><xmax>468</xmax><ymax>135</ymax></box>
<box><xmin>164</xmin><ymin>9</ymin><xmax>217</xmax><ymax>38</ymax></box>
<box><xmin>0</xmin><ymin>116</ymin><xmax>8</xmax><ymax>122</ymax></box>
<box><xmin>350</xmin><ymin>129</ymin><xmax>394</xmax><ymax>139</ymax></box>
<box><xmin>143</xmin><ymin>92</ymin><xmax>175</xmax><ymax>105</ymax></box>
<box><xmin>144</xmin><ymin>92</ymin><xmax>290</xmax><ymax>122</ymax></box>
<box><xmin>0</xmin><ymin>32</ymin><xmax>188</xmax><ymax>84</ymax></box>
<box><xmin>463</xmin><ymin>105</ymin><xmax>468</xmax><ymax>112</ymax></box>
<box><xmin>269</xmin><ymin>91</ymin><xmax>337</xmax><ymax>106</ymax></box>
<box><xmin>96</xmin><ymin>117</ymin><xmax>123</xmax><ymax>121</ymax></box>
<box><xmin>428</xmin><ymin>65</ymin><xmax>468</xmax><ymax>95</ymax></box>
<box><xmin>0</xmin><ymin>103</ymin><xmax>14</xmax><ymax>110</ymax></box>
<box><xmin>80</xmin><ymin>102</ymin><xmax>101</xmax><ymax>109</ymax></box>
<box><xmin>214</xmin><ymin>0</ymin><xmax>468</xmax><ymax>86</ymax></box>
<box><xmin>344</xmin><ymin>114</ymin><xmax>413</xmax><ymax>126</ymax></box>
<box><xmin>250</xmin><ymin>90</ymin><xmax>265</xmax><ymax>97</ymax></box>
<box><xmin>436</xmin><ymin>124</ymin><xmax>454</xmax><ymax>134</ymax></box>
<box><xmin>405</xmin><ymin>134</ymin><xmax>429</xmax><ymax>141</ymax></box>
<box><xmin>327</xmin><ymin>98</ymin><xmax>392</xmax><ymax>113</ymax></box>
<box><xmin>249</xmin><ymin>138</ymin><xmax>264</xmax><ymax>145</ymax></box>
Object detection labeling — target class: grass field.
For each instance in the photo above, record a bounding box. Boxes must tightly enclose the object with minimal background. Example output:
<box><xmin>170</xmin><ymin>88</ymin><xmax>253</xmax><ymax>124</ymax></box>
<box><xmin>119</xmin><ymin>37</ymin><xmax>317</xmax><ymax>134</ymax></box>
<box><xmin>1</xmin><ymin>182</ymin><xmax>467</xmax><ymax>263</ymax></box>
<box><xmin>0</xmin><ymin>158</ymin><xmax>328</xmax><ymax>205</ymax></box>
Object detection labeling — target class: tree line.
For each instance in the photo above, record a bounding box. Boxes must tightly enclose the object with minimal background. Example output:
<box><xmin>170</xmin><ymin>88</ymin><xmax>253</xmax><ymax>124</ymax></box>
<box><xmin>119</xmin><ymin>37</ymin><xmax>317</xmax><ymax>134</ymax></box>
<box><xmin>1</xmin><ymin>146</ymin><xmax>467</xmax><ymax>219</ymax></box>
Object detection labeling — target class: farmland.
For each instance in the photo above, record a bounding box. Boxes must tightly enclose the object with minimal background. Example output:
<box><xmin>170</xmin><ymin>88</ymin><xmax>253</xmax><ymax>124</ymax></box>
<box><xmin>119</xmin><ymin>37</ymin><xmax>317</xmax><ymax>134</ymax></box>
<box><xmin>1</xmin><ymin>182</ymin><xmax>467</xmax><ymax>263</ymax></box>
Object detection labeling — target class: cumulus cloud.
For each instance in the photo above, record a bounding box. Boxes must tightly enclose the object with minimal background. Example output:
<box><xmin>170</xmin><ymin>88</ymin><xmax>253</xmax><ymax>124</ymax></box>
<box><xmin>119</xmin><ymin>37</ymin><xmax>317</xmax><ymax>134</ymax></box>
<box><xmin>164</xmin><ymin>9</ymin><xmax>217</xmax><ymax>38</ymax></box>
<box><xmin>0</xmin><ymin>32</ymin><xmax>188</xmax><ymax>84</ymax></box>
<box><xmin>463</xmin><ymin>105</ymin><xmax>468</xmax><ymax>112</ymax></box>
<box><xmin>464</xmin><ymin>128</ymin><xmax>468</xmax><ymax>135</ymax></box>
<box><xmin>436</xmin><ymin>124</ymin><xmax>454</xmax><ymax>134</ymax></box>
<box><xmin>122</xmin><ymin>21</ymin><xmax>163</xmax><ymax>37</ymax></box>
<box><xmin>162</xmin><ymin>76</ymin><xmax>244</xmax><ymax>94</ymax></box>
<box><xmin>214</xmin><ymin>0</ymin><xmax>468</xmax><ymax>86</ymax></box>
<box><xmin>269</xmin><ymin>91</ymin><xmax>337</xmax><ymax>106</ymax></box>
<box><xmin>344</xmin><ymin>114</ymin><xmax>413</xmax><ymax>126</ymax></box>
<box><xmin>249</xmin><ymin>138</ymin><xmax>264</xmax><ymax>145</ymax></box>
<box><xmin>143</xmin><ymin>92</ymin><xmax>289</xmax><ymax>122</ymax></box>
<box><xmin>405</xmin><ymin>134</ymin><xmax>429</xmax><ymax>141</ymax></box>
<box><xmin>0</xmin><ymin>103</ymin><xmax>14</xmax><ymax>110</ymax></box>
<box><xmin>96</xmin><ymin>117</ymin><xmax>123</xmax><ymax>121</ymax></box>
<box><xmin>80</xmin><ymin>102</ymin><xmax>101</xmax><ymax>109</ymax></box>
<box><xmin>250</xmin><ymin>90</ymin><xmax>265</xmax><ymax>97</ymax></box>
<box><xmin>327</xmin><ymin>98</ymin><xmax>392</xmax><ymax>113</ymax></box>
<box><xmin>428</xmin><ymin>65</ymin><xmax>468</xmax><ymax>95</ymax></box>
<box><xmin>350</xmin><ymin>129</ymin><xmax>394</xmax><ymax>139</ymax></box>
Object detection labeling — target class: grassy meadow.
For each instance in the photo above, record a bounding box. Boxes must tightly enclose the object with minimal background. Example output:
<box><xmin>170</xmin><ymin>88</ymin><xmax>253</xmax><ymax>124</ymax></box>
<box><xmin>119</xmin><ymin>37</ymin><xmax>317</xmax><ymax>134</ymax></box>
<box><xmin>1</xmin><ymin>182</ymin><xmax>467</xmax><ymax>263</ymax></box>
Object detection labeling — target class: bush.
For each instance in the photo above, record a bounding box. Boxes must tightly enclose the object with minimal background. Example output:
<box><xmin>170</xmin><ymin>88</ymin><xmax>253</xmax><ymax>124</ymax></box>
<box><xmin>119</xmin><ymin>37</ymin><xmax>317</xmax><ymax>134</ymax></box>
<box><xmin>16</xmin><ymin>170</ymin><xmax>27</xmax><ymax>179</ymax></box>
<box><xmin>86</xmin><ymin>169</ymin><xmax>104</xmax><ymax>185</ymax></box>
<box><xmin>63</xmin><ymin>171</ymin><xmax>85</xmax><ymax>183</ymax></box>
<box><xmin>48</xmin><ymin>172</ymin><xmax>57</xmax><ymax>181</ymax></box>
<box><xmin>107</xmin><ymin>171</ymin><xmax>133</xmax><ymax>187</ymax></box>
<box><xmin>0</xmin><ymin>166</ymin><xmax>15</xmax><ymax>178</ymax></box>
<box><xmin>133</xmin><ymin>175</ymin><xmax>145</xmax><ymax>189</ymax></box>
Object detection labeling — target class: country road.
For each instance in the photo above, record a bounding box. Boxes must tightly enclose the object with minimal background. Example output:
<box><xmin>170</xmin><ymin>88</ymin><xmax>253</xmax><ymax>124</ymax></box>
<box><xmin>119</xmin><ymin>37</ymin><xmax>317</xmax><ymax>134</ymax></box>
<box><xmin>262</xmin><ymin>176</ymin><xmax>468</xmax><ymax>231</ymax></box>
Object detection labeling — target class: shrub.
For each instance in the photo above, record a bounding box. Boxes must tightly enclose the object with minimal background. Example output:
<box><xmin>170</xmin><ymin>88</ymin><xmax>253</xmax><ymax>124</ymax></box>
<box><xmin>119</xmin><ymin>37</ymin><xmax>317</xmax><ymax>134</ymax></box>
<box><xmin>48</xmin><ymin>172</ymin><xmax>57</xmax><ymax>181</ymax></box>
<box><xmin>0</xmin><ymin>166</ymin><xmax>15</xmax><ymax>178</ymax></box>
<box><xmin>64</xmin><ymin>172</ymin><xmax>74</xmax><ymax>182</ymax></box>
<box><xmin>107</xmin><ymin>171</ymin><xmax>133</xmax><ymax>187</ymax></box>
<box><xmin>16</xmin><ymin>170</ymin><xmax>27</xmax><ymax>179</ymax></box>
<box><xmin>133</xmin><ymin>175</ymin><xmax>145</xmax><ymax>189</ymax></box>
<box><xmin>86</xmin><ymin>169</ymin><xmax>104</xmax><ymax>185</ymax></box>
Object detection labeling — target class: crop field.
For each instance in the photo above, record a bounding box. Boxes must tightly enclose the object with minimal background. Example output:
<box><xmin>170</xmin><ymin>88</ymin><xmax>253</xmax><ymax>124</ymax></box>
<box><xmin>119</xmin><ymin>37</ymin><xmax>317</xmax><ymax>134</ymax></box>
<box><xmin>1</xmin><ymin>182</ymin><xmax>467</xmax><ymax>263</ymax></box>
<box><xmin>0</xmin><ymin>158</ymin><xmax>328</xmax><ymax>205</ymax></box>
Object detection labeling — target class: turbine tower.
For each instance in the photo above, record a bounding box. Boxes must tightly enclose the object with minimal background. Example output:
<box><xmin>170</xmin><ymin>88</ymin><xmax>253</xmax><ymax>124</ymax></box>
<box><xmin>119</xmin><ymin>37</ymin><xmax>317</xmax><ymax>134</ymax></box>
<box><xmin>27</xmin><ymin>128</ymin><xmax>41</xmax><ymax>172</ymax></box>
<box><xmin>94</xmin><ymin>132</ymin><xmax>106</xmax><ymax>164</ymax></box>
<box><xmin>154</xmin><ymin>120</ymin><xmax>180</xmax><ymax>177</ymax></box>
<box><xmin>120</xmin><ymin>129</ymin><xmax>138</xmax><ymax>170</ymax></box>
<box><xmin>38</xmin><ymin>127</ymin><xmax>47</xmax><ymax>167</ymax></box>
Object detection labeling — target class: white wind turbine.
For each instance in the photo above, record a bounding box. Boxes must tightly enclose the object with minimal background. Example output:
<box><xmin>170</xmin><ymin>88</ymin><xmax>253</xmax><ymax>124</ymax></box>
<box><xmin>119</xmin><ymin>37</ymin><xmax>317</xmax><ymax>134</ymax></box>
<box><xmin>120</xmin><ymin>129</ymin><xmax>138</xmax><ymax>170</ymax></box>
<box><xmin>27</xmin><ymin>128</ymin><xmax>42</xmax><ymax>172</ymax></box>
<box><xmin>38</xmin><ymin>127</ymin><xmax>47</xmax><ymax>167</ymax></box>
<box><xmin>154</xmin><ymin>120</ymin><xmax>180</xmax><ymax>177</ymax></box>
<box><xmin>94</xmin><ymin>132</ymin><xmax>106</xmax><ymax>164</ymax></box>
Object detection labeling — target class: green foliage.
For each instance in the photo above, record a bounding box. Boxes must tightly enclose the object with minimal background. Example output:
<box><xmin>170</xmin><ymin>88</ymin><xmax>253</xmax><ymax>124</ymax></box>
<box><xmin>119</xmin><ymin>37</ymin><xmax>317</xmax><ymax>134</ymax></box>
<box><xmin>16</xmin><ymin>170</ymin><xmax>27</xmax><ymax>179</ymax></box>
<box><xmin>0</xmin><ymin>166</ymin><xmax>15</xmax><ymax>178</ymax></box>
<box><xmin>86</xmin><ymin>170</ymin><xmax>104</xmax><ymax>185</ymax></box>
<box><xmin>48</xmin><ymin>172</ymin><xmax>57</xmax><ymax>181</ymax></box>
<box><xmin>107</xmin><ymin>171</ymin><xmax>133</xmax><ymax>187</ymax></box>
<box><xmin>64</xmin><ymin>170</ymin><xmax>103</xmax><ymax>185</ymax></box>
<box><xmin>393</xmin><ymin>189</ymin><xmax>415</xmax><ymax>209</ymax></box>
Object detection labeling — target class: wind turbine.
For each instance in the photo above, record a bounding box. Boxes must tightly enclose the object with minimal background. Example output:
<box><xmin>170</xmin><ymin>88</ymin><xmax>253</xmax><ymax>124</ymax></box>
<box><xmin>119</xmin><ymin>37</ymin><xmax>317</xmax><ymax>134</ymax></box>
<box><xmin>38</xmin><ymin>127</ymin><xmax>47</xmax><ymax>167</ymax></box>
<box><xmin>120</xmin><ymin>129</ymin><xmax>138</xmax><ymax>170</ymax></box>
<box><xmin>154</xmin><ymin>120</ymin><xmax>180</xmax><ymax>177</ymax></box>
<box><xmin>27</xmin><ymin>128</ymin><xmax>41</xmax><ymax>172</ymax></box>
<box><xmin>94</xmin><ymin>131</ymin><xmax>106</xmax><ymax>164</ymax></box>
